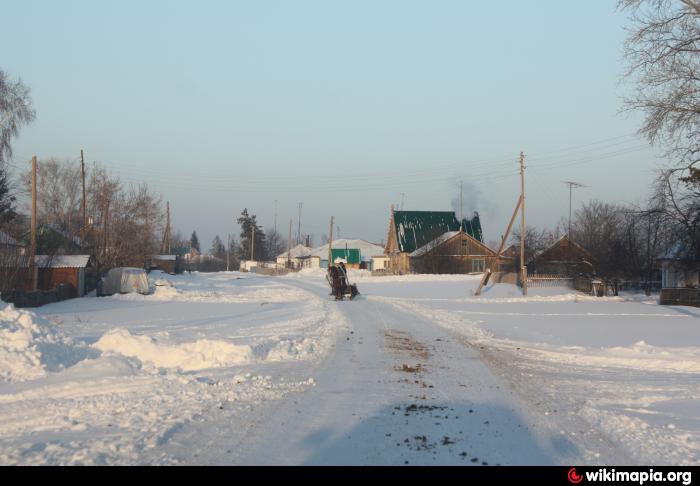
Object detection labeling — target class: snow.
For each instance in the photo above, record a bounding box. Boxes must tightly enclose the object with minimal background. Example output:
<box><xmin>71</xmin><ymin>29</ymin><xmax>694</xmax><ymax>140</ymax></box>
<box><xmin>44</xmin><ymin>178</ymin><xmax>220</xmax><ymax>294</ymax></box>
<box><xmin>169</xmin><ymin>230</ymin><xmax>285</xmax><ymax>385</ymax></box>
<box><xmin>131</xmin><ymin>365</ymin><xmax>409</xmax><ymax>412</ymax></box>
<box><xmin>94</xmin><ymin>329</ymin><xmax>253</xmax><ymax>371</ymax></box>
<box><xmin>276</xmin><ymin>244</ymin><xmax>312</xmax><ymax>259</ymax></box>
<box><xmin>409</xmin><ymin>231</ymin><xmax>459</xmax><ymax>257</ymax></box>
<box><xmin>0</xmin><ymin>270</ymin><xmax>698</xmax><ymax>465</ymax></box>
<box><xmin>35</xmin><ymin>255</ymin><xmax>91</xmax><ymax>268</ymax></box>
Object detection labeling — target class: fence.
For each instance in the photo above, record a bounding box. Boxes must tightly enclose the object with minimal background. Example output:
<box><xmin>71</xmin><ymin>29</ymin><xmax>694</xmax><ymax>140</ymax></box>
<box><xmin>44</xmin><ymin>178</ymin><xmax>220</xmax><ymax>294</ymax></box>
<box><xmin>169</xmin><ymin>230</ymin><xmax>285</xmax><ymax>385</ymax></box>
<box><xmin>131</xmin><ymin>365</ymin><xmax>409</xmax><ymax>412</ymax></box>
<box><xmin>527</xmin><ymin>274</ymin><xmax>574</xmax><ymax>288</ymax></box>
<box><xmin>660</xmin><ymin>288</ymin><xmax>700</xmax><ymax>307</ymax></box>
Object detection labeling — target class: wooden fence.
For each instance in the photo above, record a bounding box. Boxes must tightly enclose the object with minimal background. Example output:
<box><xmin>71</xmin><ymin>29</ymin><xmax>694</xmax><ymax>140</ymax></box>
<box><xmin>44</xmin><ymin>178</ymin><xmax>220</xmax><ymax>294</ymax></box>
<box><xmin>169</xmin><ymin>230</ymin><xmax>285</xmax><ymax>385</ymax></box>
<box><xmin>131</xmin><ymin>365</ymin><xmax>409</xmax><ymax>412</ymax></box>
<box><xmin>526</xmin><ymin>274</ymin><xmax>574</xmax><ymax>288</ymax></box>
<box><xmin>660</xmin><ymin>288</ymin><xmax>700</xmax><ymax>307</ymax></box>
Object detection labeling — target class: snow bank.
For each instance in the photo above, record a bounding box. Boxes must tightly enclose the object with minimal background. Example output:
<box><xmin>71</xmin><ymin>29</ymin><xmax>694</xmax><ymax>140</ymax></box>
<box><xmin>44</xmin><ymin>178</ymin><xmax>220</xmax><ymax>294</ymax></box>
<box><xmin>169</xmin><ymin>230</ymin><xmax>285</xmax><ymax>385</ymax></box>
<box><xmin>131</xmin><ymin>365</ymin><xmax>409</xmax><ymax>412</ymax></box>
<box><xmin>0</xmin><ymin>304</ymin><xmax>52</xmax><ymax>383</ymax></box>
<box><xmin>114</xmin><ymin>281</ymin><xmax>308</xmax><ymax>304</ymax></box>
<box><xmin>0</xmin><ymin>304</ymin><xmax>90</xmax><ymax>383</ymax></box>
<box><xmin>94</xmin><ymin>329</ymin><xmax>253</xmax><ymax>371</ymax></box>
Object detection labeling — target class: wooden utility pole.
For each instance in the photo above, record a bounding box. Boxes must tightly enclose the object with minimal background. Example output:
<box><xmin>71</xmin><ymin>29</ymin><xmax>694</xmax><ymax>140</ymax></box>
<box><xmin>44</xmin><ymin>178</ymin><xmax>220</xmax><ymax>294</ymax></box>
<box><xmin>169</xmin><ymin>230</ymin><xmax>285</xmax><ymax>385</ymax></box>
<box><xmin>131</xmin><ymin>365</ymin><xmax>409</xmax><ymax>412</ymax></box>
<box><xmin>474</xmin><ymin>196</ymin><xmax>522</xmax><ymax>296</ymax></box>
<box><xmin>520</xmin><ymin>151</ymin><xmax>527</xmax><ymax>296</ymax></box>
<box><xmin>327</xmin><ymin>216</ymin><xmax>334</xmax><ymax>270</ymax></box>
<box><xmin>30</xmin><ymin>156</ymin><xmax>37</xmax><ymax>291</ymax></box>
<box><xmin>226</xmin><ymin>233</ymin><xmax>231</xmax><ymax>271</ymax></box>
<box><xmin>250</xmin><ymin>225</ymin><xmax>255</xmax><ymax>261</ymax></box>
<box><xmin>297</xmin><ymin>202</ymin><xmax>303</xmax><ymax>245</ymax></box>
<box><xmin>161</xmin><ymin>201</ymin><xmax>171</xmax><ymax>254</ymax></box>
<box><xmin>80</xmin><ymin>149</ymin><xmax>86</xmax><ymax>242</ymax></box>
<box><xmin>287</xmin><ymin>219</ymin><xmax>292</xmax><ymax>268</ymax></box>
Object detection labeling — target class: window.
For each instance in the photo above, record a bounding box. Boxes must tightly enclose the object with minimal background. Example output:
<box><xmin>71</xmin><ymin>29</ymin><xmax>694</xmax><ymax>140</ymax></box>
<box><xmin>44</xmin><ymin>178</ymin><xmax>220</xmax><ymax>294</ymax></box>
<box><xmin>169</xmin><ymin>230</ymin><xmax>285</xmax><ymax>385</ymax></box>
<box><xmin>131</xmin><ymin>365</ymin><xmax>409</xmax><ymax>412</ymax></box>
<box><xmin>471</xmin><ymin>259</ymin><xmax>485</xmax><ymax>273</ymax></box>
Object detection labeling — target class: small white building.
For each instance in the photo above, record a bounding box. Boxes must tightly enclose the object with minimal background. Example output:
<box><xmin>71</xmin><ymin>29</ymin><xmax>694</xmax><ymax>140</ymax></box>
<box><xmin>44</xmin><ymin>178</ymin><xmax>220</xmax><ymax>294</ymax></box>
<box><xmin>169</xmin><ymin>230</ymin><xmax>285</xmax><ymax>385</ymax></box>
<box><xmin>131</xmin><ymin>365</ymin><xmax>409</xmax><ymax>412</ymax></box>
<box><xmin>276</xmin><ymin>244</ymin><xmax>313</xmax><ymax>269</ymax></box>
<box><xmin>371</xmin><ymin>256</ymin><xmax>390</xmax><ymax>272</ymax></box>
<box><xmin>239</xmin><ymin>260</ymin><xmax>259</xmax><ymax>272</ymax></box>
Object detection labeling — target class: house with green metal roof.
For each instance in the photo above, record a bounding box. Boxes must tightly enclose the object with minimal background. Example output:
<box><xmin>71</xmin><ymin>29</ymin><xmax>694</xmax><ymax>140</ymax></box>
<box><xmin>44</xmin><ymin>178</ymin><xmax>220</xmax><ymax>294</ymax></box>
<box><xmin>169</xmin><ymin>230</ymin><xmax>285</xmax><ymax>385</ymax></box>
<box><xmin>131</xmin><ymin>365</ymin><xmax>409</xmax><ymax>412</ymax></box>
<box><xmin>385</xmin><ymin>208</ymin><xmax>492</xmax><ymax>274</ymax></box>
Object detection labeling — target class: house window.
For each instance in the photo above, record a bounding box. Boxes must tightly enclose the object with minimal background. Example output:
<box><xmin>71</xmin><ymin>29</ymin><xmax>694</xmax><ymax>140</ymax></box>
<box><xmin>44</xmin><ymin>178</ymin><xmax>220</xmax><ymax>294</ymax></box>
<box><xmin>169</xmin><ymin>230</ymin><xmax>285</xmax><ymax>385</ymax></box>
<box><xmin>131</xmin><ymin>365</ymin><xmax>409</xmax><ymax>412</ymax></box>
<box><xmin>471</xmin><ymin>259</ymin><xmax>485</xmax><ymax>273</ymax></box>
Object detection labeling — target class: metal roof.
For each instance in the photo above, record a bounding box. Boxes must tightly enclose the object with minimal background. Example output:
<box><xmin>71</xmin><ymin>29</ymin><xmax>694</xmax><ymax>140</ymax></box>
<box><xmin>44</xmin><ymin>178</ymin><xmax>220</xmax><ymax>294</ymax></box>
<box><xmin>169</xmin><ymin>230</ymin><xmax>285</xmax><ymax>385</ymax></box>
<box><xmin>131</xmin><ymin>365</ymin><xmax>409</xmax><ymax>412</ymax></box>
<box><xmin>35</xmin><ymin>255</ymin><xmax>92</xmax><ymax>268</ymax></box>
<box><xmin>392</xmin><ymin>211</ymin><xmax>483</xmax><ymax>254</ymax></box>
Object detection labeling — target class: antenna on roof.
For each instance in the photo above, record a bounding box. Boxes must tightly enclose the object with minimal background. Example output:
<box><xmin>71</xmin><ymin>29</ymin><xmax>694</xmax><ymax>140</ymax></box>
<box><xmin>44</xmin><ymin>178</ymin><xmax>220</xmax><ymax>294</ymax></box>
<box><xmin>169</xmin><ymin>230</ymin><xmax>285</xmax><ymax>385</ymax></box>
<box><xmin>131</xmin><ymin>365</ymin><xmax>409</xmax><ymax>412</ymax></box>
<box><xmin>562</xmin><ymin>181</ymin><xmax>588</xmax><ymax>237</ymax></box>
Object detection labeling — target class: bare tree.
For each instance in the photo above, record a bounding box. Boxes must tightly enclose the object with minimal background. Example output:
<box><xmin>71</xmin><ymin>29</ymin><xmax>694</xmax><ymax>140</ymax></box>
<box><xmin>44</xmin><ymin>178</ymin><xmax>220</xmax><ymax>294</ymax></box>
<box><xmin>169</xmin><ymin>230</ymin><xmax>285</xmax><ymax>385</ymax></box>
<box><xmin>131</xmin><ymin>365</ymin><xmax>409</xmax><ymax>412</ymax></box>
<box><xmin>0</xmin><ymin>70</ymin><xmax>35</xmax><ymax>164</ymax></box>
<box><xmin>620</xmin><ymin>0</ymin><xmax>700</xmax><ymax>168</ymax></box>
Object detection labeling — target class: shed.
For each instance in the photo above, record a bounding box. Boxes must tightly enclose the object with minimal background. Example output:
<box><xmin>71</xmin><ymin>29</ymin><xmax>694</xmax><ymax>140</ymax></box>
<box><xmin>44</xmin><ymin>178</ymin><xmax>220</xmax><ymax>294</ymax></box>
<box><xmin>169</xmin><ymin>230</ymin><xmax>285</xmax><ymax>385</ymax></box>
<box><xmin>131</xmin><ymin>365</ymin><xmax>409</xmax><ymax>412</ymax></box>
<box><xmin>35</xmin><ymin>254</ymin><xmax>93</xmax><ymax>297</ymax></box>
<box><xmin>149</xmin><ymin>254</ymin><xmax>182</xmax><ymax>274</ymax></box>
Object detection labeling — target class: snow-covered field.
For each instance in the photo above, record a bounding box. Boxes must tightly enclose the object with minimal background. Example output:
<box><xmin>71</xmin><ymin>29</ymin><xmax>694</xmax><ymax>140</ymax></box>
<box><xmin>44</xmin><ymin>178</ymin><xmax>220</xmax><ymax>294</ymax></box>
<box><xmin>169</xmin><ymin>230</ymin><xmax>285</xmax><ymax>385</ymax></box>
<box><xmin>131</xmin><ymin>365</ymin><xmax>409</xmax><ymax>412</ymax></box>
<box><xmin>0</xmin><ymin>270</ymin><xmax>698</xmax><ymax>465</ymax></box>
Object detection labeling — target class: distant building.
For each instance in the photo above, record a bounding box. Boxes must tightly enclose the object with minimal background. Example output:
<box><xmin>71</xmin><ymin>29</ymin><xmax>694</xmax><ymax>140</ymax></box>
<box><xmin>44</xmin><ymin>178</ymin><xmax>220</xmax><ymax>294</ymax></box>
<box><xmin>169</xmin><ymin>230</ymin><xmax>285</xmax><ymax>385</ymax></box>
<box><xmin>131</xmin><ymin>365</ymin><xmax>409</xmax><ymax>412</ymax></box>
<box><xmin>148</xmin><ymin>254</ymin><xmax>183</xmax><ymax>274</ymax></box>
<box><xmin>384</xmin><ymin>208</ymin><xmax>486</xmax><ymax>274</ymax></box>
<box><xmin>658</xmin><ymin>242</ymin><xmax>700</xmax><ymax>306</ymax></box>
<box><xmin>276</xmin><ymin>244</ymin><xmax>313</xmax><ymax>269</ymax></box>
<box><xmin>527</xmin><ymin>235</ymin><xmax>596</xmax><ymax>277</ymax></box>
<box><xmin>310</xmin><ymin>239</ymin><xmax>385</xmax><ymax>269</ymax></box>
<box><xmin>408</xmin><ymin>230</ymin><xmax>497</xmax><ymax>274</ymax></box>
<box><xmin>35</xmin><ymin>254</ymin><xmax>95</xmax><ymax>297</ymax></box>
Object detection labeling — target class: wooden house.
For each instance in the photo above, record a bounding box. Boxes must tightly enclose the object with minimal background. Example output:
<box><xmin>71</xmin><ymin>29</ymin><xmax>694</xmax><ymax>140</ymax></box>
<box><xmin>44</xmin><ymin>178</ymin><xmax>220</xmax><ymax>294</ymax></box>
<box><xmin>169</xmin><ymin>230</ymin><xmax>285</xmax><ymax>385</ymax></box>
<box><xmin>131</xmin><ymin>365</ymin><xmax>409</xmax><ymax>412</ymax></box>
<box><xmin>527</xmin><ymin>235</ymin><xmax>595</xmax><ymax>277</ymax></box>
<box><xmin>409</xmin><ymin>230</ymin><xmax>497</xmax><ymax>274</ymax></box>
<box><xmin>384</xmin><ymin>208</ymin><xmax>487</xmax><ymax>274</ymax></box>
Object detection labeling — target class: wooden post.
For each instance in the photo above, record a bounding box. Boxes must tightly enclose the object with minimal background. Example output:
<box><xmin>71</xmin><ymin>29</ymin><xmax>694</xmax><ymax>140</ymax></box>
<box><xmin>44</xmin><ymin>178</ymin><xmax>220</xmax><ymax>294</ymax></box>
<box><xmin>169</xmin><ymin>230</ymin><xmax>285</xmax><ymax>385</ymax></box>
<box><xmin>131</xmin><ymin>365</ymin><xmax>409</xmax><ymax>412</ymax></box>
<box><xmin>80</xmin><ymin>149</ymin><xmax>86</xmax><ymax>242</ymax></box>
<box><xmin>251</xmin><ymin>225</ymin><xmax>255</xmax><ymax>261</ymax></box>
<box><xmin>474</xmin><ymin>196</ymin><xmax>522</xmax><ymax>296</ymax></box>
<box><xmin>287</xmin><ymin>219</ymin><xmax>292</xmax><ymax>268</ymax></box>
<box><xmin>30</xmin><ymin>156</ymin><xmax>37</xmax><ymax>291</ymax></box>
<box><xmin>520</xmin><ymin>151</ymin><xmax>527</xmax><ymax>296</ymax></box>
<box><xmin>327</xmin><ymin>216</ymin><xmax>334</xmax><ymax>270</ymax></box>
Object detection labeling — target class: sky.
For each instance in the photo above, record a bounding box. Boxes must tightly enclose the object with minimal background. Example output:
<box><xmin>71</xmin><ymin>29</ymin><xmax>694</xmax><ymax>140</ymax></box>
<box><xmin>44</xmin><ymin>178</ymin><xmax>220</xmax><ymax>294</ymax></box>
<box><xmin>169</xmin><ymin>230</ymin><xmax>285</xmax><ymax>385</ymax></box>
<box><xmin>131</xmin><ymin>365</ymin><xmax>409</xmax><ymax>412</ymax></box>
<box><xmin>2</xmin><ymin>0</ymin><xmax>664</xmax><ymax>250</ymax></box>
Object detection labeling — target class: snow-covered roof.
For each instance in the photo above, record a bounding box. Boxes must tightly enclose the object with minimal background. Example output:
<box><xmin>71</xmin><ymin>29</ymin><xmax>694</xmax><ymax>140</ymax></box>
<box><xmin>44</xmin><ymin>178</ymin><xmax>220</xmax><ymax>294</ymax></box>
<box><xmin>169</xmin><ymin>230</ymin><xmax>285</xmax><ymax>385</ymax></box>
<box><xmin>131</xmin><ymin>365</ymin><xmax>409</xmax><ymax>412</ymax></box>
<box><xmin>277</xmin><ymin>244</ymin><xmax>313</xmax><ymax>259</ymax></box>
<box><xmin>409</xmin><ymin>231</ymin><xmax>460</xmax><ymax>258</ymax></box>
<box><xmin>152</xmin><ymin>255</ymin><xmax>177</xmax><ymax>261</ymax></box>
<box><xmin>35</xmin><ymin>255</ymin><xmax>92</xmax><ymax>268</ymax></box>
<box><xmin>0</xmin><ymin>230</ymin><xmax>19</xmax><ymax>246</ymax></box>
<box><xmin>310</xmin><ymin>239</ymin><xmax>385</xmax><ymax>262</ymax></box>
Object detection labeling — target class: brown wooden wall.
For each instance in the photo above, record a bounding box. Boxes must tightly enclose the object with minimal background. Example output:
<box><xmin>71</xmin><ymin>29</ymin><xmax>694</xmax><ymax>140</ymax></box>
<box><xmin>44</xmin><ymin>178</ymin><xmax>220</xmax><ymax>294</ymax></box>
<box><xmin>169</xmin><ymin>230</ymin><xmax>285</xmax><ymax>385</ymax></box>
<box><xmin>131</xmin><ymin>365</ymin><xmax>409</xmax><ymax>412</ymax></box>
<box><xmin>38</xmin><ymin>268</ymin><xmax>79</xmax><ymax>292</ymax></box>
<box><xmin>409</xmin><ymin>234</ymin><xmax>496</xmax><ymax>275</ymax></box>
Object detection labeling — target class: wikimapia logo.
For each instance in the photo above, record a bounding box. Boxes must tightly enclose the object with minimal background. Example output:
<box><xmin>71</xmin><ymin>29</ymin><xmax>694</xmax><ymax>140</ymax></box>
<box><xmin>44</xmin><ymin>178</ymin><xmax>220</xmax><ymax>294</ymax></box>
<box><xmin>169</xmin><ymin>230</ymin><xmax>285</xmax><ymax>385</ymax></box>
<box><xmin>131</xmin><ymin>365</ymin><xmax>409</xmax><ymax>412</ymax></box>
<box><xmin>568</xmin><ymin>468</ymin><xmax>584</xmax><ymax>484</ymax></box>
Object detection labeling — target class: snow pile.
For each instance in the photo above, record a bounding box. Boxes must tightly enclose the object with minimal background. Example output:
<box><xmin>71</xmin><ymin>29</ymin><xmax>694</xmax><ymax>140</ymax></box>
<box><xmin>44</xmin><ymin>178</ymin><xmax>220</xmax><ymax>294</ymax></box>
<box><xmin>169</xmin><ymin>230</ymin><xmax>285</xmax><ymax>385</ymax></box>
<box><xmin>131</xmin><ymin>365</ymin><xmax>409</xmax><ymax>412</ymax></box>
<box><xmin>0</xmin><ymin>304</ymin><xmax>52</xmax><ymax>383</ymax></box>
<box><xmin>0</xmin><ymin>304</ymin><xmax>89</xmax><ymax>383</ymax></box>
<box><xmin>264</xmin><ymin>337</ymin><xmax>318</xmax><ymax>362</ymax></box>
<box><xmin>94</xmin><ymin>329</ymin><xmax>253</xmax><ymax>371</ymax></box>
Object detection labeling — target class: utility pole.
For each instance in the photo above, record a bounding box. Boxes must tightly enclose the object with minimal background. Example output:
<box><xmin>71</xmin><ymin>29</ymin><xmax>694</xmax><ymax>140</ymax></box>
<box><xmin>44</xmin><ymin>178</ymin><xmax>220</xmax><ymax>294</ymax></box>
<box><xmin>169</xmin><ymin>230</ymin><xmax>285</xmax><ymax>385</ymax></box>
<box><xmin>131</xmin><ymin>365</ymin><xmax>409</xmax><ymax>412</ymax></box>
<box><xmin>226</xmin><ymin>233</ymin><xmax>231</xmax><ymax>271</ymax></box>
<box><xmin>327</xmin><ymin>216</ymin><xmax>334</xmax><ymax>270</ymax></box>
<box><xmin>297</xmin><ymin>202</ymin><xmax>303</xmax><ymax>245</ymax></box>
<box><xmin>80</xmin><ymin>149</ymin><xmax>86</xmax><ymax>243</ymax></box>
<box><xmin>562</xmin><ymin>181</ymin><xmax>585</xmax><ymax>237</ymax></box>
<box><xmin>161</xmin><ymin>201</ymin><xmax>171</xmax><ymax>254</ymax></box>
<box><xmin>459</xmin><ymin>181</ymin><xmax>464</xmax><ymax>230</ymax></box>
<box><xmin>30</xmin><ymin>156</ymin><xmax>37</xmax><ymax>291</ymax></box>
<box><xmin>287</xmin><ymin>219</ymin><xmax>292</xmax><ymax>268</ymax></box>
<box><xmin>520</xmin><ymin>151</ymin><xmax>527</xmax><ymax>296</ymax></box>
<box><xmin>250</xmin><ymin>225</ymin><xmax>255</xmax><ymax>261</ymax></box>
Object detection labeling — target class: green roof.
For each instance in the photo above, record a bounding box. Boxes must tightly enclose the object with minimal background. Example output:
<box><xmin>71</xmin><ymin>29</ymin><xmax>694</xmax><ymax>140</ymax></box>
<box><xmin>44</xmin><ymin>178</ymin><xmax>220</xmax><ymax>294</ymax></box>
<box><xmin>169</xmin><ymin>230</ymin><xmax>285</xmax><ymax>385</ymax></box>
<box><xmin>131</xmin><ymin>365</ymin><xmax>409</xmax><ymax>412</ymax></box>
<box><xmin>392</xmin><ymin>211</ymin><xmax>483</xmax><ymax>253</ymax></box>
<box><xmin>331</xmin><ymin>248</ymin><xmax>361</xmax><ymax>264</ymax></box>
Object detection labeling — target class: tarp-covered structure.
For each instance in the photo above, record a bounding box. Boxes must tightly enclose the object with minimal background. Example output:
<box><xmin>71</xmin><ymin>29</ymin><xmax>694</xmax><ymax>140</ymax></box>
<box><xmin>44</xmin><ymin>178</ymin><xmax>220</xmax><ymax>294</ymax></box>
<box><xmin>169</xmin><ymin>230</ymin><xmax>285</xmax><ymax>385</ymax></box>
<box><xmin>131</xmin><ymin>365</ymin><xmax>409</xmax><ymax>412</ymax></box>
<box><xmin>99</xmin><ymin>267</ymin><xmax>150</xmax><ymax>296</ymax></box>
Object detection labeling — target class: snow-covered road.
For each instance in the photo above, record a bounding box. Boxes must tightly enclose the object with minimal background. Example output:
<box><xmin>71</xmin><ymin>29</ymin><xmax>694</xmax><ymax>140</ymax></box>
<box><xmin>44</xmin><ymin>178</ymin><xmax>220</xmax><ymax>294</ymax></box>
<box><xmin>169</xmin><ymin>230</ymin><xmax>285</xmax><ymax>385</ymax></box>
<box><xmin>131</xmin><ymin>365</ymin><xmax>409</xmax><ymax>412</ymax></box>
<box><xmin>0</xmin><ymin>270</ymin><xmax>698</xmax><ymax>465</ymax></box>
